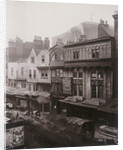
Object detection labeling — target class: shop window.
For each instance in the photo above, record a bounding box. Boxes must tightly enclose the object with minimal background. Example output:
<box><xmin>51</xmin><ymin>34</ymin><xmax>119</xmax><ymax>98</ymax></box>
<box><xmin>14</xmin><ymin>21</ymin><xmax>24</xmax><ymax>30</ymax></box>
<box><xmin>79</xmin><ymin>85</ymin><xmax>83</xmax><ymax>96</ymax></box>
<box><xmin>73</xmin><ymin>84</ymin><xmax>77</xmax><ymax>96</ymax></box>
<box><xmin>91</xmin><ymin>70</ymin><xmax>104</xmax><ymax>99</ymax></box>
<box><xmin>79</xmin><ymin>69</ymin><xmax>83</xmax><ymax>78</ymax></box>
<box><xmin>98</xmin><ymin>85</ymin><xmax>103</xmax><ymax>99</ymax></box>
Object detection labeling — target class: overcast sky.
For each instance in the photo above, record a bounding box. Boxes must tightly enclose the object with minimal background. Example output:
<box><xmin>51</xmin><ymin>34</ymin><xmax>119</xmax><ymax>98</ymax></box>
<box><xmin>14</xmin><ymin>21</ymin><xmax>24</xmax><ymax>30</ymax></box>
<box><xmin>6</xmin><ymin>1</ymin><xmax>118</xmax><ymax>46</ymax></box>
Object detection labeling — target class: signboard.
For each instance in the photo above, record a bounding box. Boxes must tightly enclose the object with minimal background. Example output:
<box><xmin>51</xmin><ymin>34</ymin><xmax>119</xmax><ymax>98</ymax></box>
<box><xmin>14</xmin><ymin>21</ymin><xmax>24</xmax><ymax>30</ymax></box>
<box><xmin>62</xmin><ymin>77</ymin><xmax>72</xmax><ymax>95</ymax></box>
<box><xmin>52</xmin><ymin>77</ymin><xmax>62</xmax><ymax>83</ymax></box>
<box><xmin>6</xmin><ymin>125</ymin><xmax>24</xmax><ymax>149</ymax></box>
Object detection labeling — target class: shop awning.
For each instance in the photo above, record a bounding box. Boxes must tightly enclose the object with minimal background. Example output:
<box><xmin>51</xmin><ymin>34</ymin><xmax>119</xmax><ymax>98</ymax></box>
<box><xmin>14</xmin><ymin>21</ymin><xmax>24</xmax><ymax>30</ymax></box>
<box><xmin>36</xmin><ymin>91</ymin><xmax>50</xmax><ymax>104</ymax></box>
<box><xmin>5</xmin><ymin>86</ymin><xmax>38</xmax><ymax>97</ymax></box>
<box><xmin>98</xmin><ymin>99</ymin><xmax>118</xmax><ymax>114</ymax></box>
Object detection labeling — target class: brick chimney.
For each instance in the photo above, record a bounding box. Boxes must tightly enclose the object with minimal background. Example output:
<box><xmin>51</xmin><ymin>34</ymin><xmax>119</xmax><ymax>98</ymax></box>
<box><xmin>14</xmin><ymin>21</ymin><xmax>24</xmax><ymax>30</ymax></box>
<box><xmin>79</xmin><ymin>34</ymin><xmax>87</xmax><ymax>42</ymax></box>
<box><xmin>33</xmin><ymin>36</ymin><xmax>43</xmax><ymax>49</ymax></box>
<box><xmin>43</xmin><ymin>37</ymin><xmax>50</xmax><ymax>49</ymax></box>
<box><xmin>98</xmin><ymin>19</ymin><xmax>109</xmax><ymax>38</ymax></box>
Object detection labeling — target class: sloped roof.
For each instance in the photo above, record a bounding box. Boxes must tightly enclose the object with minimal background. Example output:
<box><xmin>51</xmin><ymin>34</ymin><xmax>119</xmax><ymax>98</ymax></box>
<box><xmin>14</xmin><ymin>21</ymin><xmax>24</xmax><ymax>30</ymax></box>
<box><xmin>34</xmin><ymin>49</ymin><xmax>42</xmax><ymax>56</ymax></box>
<box><xmin>101</xmin><ymin>25</ymin><xmax>114</xmax><ymax>37</ymax></box>
<box><xmin>52</xmin><ymin>21</ymin><xmax>114</xmax><ymax>46</ymax></box>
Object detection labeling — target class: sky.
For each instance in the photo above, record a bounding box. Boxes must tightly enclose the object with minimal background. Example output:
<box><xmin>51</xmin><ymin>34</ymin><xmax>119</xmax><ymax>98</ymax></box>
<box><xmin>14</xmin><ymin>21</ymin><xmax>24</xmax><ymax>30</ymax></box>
<box><xmin>6</xmin><ymin>0</ymin><xmax>118</xmax><ymax>46</ymax></box>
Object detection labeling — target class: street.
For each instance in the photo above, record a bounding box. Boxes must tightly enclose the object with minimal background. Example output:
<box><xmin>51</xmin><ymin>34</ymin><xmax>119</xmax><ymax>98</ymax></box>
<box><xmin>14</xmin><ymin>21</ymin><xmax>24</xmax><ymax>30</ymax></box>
<box><xmin>6</xmin><ymin>109</ymin><xmax>117</xmax><ymax>149</ymax></box>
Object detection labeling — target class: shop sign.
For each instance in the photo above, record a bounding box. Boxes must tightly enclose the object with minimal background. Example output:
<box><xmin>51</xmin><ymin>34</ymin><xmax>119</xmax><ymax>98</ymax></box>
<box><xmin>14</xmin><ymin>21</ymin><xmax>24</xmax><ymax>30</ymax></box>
<box><xmin>62</xmin><ymin>77</ymin><xmax>72</xmax><ymax>95</ymax></box>
<box><xmin>6</xmin><ymin>126</ymin><xmax>24</xmax><ymax>149</ymax></box>
<box><xmin>52</xmin><ymin>77</ymin><xmax>62</xmax><ymax>83</ymax></box>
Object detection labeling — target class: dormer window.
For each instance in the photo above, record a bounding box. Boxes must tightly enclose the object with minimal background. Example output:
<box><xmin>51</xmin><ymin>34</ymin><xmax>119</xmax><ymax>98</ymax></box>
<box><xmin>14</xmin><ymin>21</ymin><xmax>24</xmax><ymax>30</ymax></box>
<box><xmin>31</xmin><ymin>57</ymin><xmax>35</xmax><ymax>63</ymax></box>
<box><xmin>55</xmin><ymin>53</ymin><xmax>60</xmax><ymax>60</ymax></box>
<box><xmin>41</xmin><ymin>55</ymin><xmax>45</xmax><ymax>63</ymax></box>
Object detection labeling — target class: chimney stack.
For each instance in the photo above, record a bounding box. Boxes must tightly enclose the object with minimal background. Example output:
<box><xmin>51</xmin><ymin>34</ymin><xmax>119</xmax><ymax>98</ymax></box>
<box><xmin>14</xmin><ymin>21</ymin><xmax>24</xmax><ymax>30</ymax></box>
<box><xmin>33</xmin><ymin>36</ymin><xmax>43</xmax><ymax>49</ymax></box>
<box><xmin>43</xmin><ymin>37</ymin><xmax>50</xmax><ymax>49</ymax></box>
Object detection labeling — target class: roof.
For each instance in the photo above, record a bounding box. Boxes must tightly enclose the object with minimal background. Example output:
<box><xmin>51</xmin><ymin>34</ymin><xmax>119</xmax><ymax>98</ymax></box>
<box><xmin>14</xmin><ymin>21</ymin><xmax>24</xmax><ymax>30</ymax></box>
<box><xmin>50</xmin><ymin>43</ymin><xmax>64</xmax><ymax>51</ymax></box>
<box><xmin>36</xmin><ymin>91</ymin><xmax>50</xmax><ymax>104</ymax></box>
<box><xmin>5</xmin><ymin>86</ymin><xmax>38</xmax><ymax>96</ymax></box>
<box><xmin>64</xmin><ymin>36</ymin><xmax>114</xmax><ymax>48</ymax></box>
<box><xmin>52</xmin><ymin>21</ymin><xmax>114</xmax><ymax>46</ymax></box>
<box><xmin>101</xmin><ymin>25</ymin><xmax>114</xmax><ymax>37</ymax></box>
<box><xmin>34</xmin><ymin>49</ymin><xmax>42</xmax><ymax>56</ymax></box>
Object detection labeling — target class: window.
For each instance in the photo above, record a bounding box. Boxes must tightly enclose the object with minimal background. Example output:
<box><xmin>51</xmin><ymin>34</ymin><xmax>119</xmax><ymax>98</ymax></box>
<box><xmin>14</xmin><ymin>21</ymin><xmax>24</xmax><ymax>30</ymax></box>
<box><xmin>21</xmin><ymin>81</ymin><xmax>26</xmax><ymax>88</ymax></box>
<box><xmin>55</xmin><ymin>69</ymin><xmax>63</xmax><ymax>77</ymax></box>
<box><xmin>33</xmin><ymin>84</ymin><xmax>37</xmax><ymax>91</ymax></box>
<box><xmin>73</xmin><ymin>50</ymin><xmax>79</xmax><ymax>59</ymax></box>
<box><xmin>55</xmin><ymin>53</ymin><xmax>60</xmax><ymax>60</ymax></box>
<box><xmin>31</xmin><ymin>57</ymin><xmax>35</xmax><ymax>63</ymax></box>
<box><xmin>11</xmin><ymin>68</ymin><xmax>13</xmax><ymax>76</ymax></box>
<box><xmin>79</xmin><ymin>69</ymin><xmax>83</xmax><ymax>78</ymax></box>
<box><xmin>41</xmin><ymin>70</ymin><xmax>48</xmax><ymax>79</ymax></box>
<box><xmin>41</xmin><ymin>55</ymin><xmax>45</xmax><ymax>63</ymax></box>
<box><xmin>73</xmin><ymin>84</ymin><xmax>77</xmax><ymax>95</ymax></box>
<box><xmin>29</xmin><ymin>83</ymin><xmax>31</xmax><ymax>91</ymax></box>
<box><xmin>91</xmin><ymin>84</ymin><xmax>96</xmax><ymax>98</ymax></box>
<box><xmin>91</xmin><ymin>72</ymin><xmax>96</xmax><ymax>78</ymax></box>
<box><xmin>21</xmin><ymin>67</ymin><xmax>24</xmax><ymax>76</ymax></box>
<box><xmin>92</xmin><ymin>47</ymin><xmax>100</xmax><ymax>58</ymax></box>
<box><xmin>29</xmin><ymin>70</ymin><xmax>32</xmax><ymax>78</ymax></box>
<box><xmin>14</xmin><ymin>81</ymin><xmax>16</xmax><ymax>88</ymax></box>
<box><xmin>34</xmin><ymin>70</ymin><xmax>36</xmax><ymax>78</ymax></box>
<box><xmin>73</xmin><ymin>68</ymin><xmax>83</xmax><ymax>96</ymax></box>
<box><xmin>73</xmin><ymin>69</ymin><xmax>77</xmax><ymax>78</ymax></box>
<box><xmin>98</xmin><ymin>72</ymin><xmax>103</xmax><ymax>79</ymax></box>
<box><xmin>91</xmin><ymin>70</ymin><xmax>104</xmax><ymax>99</ymax></box>
<box><xmin>79</xmin><ymin>85</ymin><xmax>83</xmax><ymax>96</ymax></box>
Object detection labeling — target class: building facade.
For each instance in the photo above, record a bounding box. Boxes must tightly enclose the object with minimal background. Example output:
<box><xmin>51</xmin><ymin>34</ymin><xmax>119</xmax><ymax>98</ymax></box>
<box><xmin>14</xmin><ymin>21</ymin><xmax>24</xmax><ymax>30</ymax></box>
<box><xmin>64</xmin><ymin>36</ymin><xmax>115</xmax><ymax>104</ymax></box>
<box><xmin>36</xmin><ymin>49</ymin><xmax>51</xmax><ymax>92</ymax></box>
<box><xmin>49</xmin><ymin>44</ymin><xmax>65</xmax><ymax>108</ymax></box>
